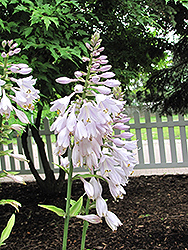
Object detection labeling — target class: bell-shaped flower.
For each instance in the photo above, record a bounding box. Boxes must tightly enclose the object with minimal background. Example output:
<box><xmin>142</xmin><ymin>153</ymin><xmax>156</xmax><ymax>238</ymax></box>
<box><xmin>57</xmin><ymin>127</ymin><xmax>70</xmax><ymax>149</ymax></box>
<box><xmin>74</xmin><ymin>84</ymin><xmax>83</xmax><ymax>93</ymax></box>
<box><xmin>13</xmin><ymin>107</ymin><xmax>30</xmax><ymax>123</ymax></box>
<box><xmin>90</xmin><ymin>177</ymin><xmax>102</xmax><ymax>199</ymax></box>
<box><xmin>50</xmin><ymin>112</ymin><xmax>68</xmax><ymax>134</ymax></box>
<box><xmin>6</xmin><ymin>172</ymin><xmax>26</xmax><ymax>185</ymax></box>
<box><xmin>76</xmin><ymin>214</ymin><xmax>102</xmax><ymax>224</ymax></box>
<box><xmin>80</xmin><ymin>177</ymin><xmax>94</xmax><ymax>199</ymax></box>
<box><xmin>50</xmin><ymin>93</ymin><xmax>74</xmax><ymax>114</ymax></box>
<box><xmin>60</xmin><ymin>156</ymin><xmax>69</xmax><ymax>169</ymax></box>
<box><xmin>0</xmin><ymin>90</ymin><xmax>13</xmax><ymax>118</ymax></box>
<box><xmin>9</xmin><ymin>153</ymin><xmax>29</xmax><ymax>162</ymax></box>
<box><xmin>66</xmin><ymin>109</ymin><xmax>77</xmax><ymax>133</ymax></box>
<box><xmin>105</xmin><ymin>211</ymin><xmax>122</xmax><ymax>231</ymax></box>
<box><xmin>96</xmin><ymin>94</ymin><xmax>121</xmax><ymax>114</ymax></box>
<box><xmin>11</xmin><ymin>124</ymin><xmax>25</xmax><ymax>132</ymax></box>
<box><xmin>75</xmin><ymin>120</ymin><xmax>88</xmax><ymax>141</ymax></box>
<box><xmin>105</xmin><ymin>177</ymin><xmax>125</xmax><ymax>200</ymax></box>
<box><xmin>96</xmin><ymin>196</ymin><xmax>108</xmax><ymax>217</ymax></box>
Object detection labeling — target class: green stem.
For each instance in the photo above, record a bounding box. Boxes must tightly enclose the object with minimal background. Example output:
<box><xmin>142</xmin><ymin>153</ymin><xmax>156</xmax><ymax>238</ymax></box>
<box><xmin>81</xmin><ymin>197</ymin><xmax>90</xmax><ymax>250</ymax></box>
<box><xmin>62</xmin><ymin>150</ymin><xmax>74</xmax><ymax>250</ymax></box>
<box><xmin>82</xmin><ymin>55</ymin><xmax>93</xmax><ymax>100</ymax></box>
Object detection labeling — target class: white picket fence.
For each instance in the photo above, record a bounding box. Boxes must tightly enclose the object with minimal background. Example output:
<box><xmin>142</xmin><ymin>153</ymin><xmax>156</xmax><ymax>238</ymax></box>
<box><xmin>0</xmin><ymin>110</ymin><xmax>188</xmax><ymax>174</ymax></box>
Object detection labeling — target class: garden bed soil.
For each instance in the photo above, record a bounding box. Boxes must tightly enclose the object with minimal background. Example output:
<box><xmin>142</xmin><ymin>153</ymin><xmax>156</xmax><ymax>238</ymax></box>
<box><xmin>0</xmin><ymin>174</ymin><xmax>188</xmax><ymax>250</ymax></box>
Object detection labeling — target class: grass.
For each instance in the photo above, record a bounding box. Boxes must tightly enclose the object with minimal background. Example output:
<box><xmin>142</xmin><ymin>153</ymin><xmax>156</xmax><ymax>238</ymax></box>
<box><xmin>129</xmin><ymin>114</ymin><xmax>188</xmax><ymax>140</ymax></box>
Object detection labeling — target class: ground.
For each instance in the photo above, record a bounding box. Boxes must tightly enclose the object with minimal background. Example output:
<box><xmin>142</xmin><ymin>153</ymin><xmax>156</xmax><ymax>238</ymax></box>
<box><xmin>0</xmin><ymin>174</ymin><xmax>188</xmax><ymax>250</ymax></box>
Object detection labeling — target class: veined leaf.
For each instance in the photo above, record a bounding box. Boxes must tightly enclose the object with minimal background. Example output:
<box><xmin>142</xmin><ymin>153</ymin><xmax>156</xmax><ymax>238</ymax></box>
<box><xmin>0</xmin><ymin>214</ymin><xmax>15</xmax><ymax>247</ymax></box>
<box><xmin>38</xmin><ymin>204</ymin><xmax>66</xmax><ymax>217</ymax></box>
<box><xmin>0</xmin><ymin>199</ymin><xmax>21</xmax><ymax>212</ymax></box>
<box><xmin>69</xmin><ymin>196</ymin><xmax>83</xmax><ymax>217</ymax></box>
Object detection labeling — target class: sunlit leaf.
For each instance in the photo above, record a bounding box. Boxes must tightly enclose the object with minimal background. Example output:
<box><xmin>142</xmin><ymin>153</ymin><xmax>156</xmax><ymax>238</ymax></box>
<box><xmin>0</xmin><ymin>214</ymin><xmax>15</xmax><ymax>247</ymax></box>
<box><xmin>38</xmin><ymin>204</ymin><xmax>66</xmax><ymax>217</ymax></box>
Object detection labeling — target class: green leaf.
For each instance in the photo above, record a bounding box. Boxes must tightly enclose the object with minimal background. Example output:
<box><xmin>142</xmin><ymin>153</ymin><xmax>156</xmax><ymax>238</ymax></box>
<box><xmin>38</xmin><ymin>204</ymin><xmax>66</xmax><ymax>217</ymax></box>
<box><xmin>0</xmin><ymin>19</ymin><xmax>5</xmax><ymax>30</ymax></box>
<box><xmin>72</xmin><ymin>173</ymin><xmax>105</xmax><ymax>182</ymax></box>
<box><xmin>69</xmin><ymin>196</ymin><xmax>83</xmax><ymax>217</ymax></box>
<box><xmin>53</xmin><ymin>163</ymin><xmax>69</xmax><ymax>174</ymax></box>
<box><xmin>41</xmin><ymin>16</ymin><xmax>51</xmax><ymax>31</ymax></box>
<box><xmin>1</xmin><ymin>0</ymin><xmax>8</xmax><ymax>8</ymax></box>
<box><xmin>0</xmin><ymin>214</ymin><xmax>15</xmax><ymax>247</ymax></box>
<box><xmin>0</xmin><ymin>199</ymin><xmax>21</xmax><ymax>212</ymax></box>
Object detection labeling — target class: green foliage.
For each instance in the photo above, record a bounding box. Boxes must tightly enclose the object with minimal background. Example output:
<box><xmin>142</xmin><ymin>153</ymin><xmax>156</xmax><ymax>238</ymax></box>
<box><xmin>38</xmin><ymin>204</ymin><xmax>66</xmax><ymax>217</ymax></box>
<box><xmin>0</xmin><ymin>214</ymin><xmax>15</xmax><ymax>247</ymax></box>
<box><xmin>0</xmin><ymin>0</ymin><xmax>96</xmax><ymax>105</ymax></box>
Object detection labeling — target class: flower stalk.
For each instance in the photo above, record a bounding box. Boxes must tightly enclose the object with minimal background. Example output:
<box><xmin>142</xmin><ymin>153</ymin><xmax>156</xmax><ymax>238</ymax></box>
<box><xmin>81</xmin><ymin>197</ymin><xmax>90</xmax><ymax>250</ymax></box>
<box><xmin>62</xmin><ymin>150</ymin><xmax>74</xmax><ymax>250</ymax></box>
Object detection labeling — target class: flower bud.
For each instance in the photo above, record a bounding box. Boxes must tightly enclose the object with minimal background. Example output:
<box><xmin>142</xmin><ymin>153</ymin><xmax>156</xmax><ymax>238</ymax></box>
<box><xmin>74</xmin><ymin>71</ymin><xmax>83</xmax><ymax>78</ymax></box>
<box><xmin>8</xmin><ymin>40</ymin><xmax>13</xmax><ymax>46</ymax></box>
<box><xmin>2</xmin><ymin>40</ymin><xmax>6</xmax><ymax>48</ymax></box>
<box><xmin>85</xmin><ymin>42</ymin><xmax>93</xmax><ymax>51</ymax></box>
<box><xmin>1</xmin><ymin>52</ymin><xmax>7</xmax><ymax>58</ymax></box>
<box><xmin>11</xmin><ymin>43</ymin><xmax>18</xmax><ymax>49</ymax></box>
<box><xmin>13</xmin><ymin>48</ymin><xmax>21</xmax><ymax>54</ymax></box>
<box><xmin>8</xmin><ymin>50</ymin><xmax>14</xmax><ymax>56</ymax></box>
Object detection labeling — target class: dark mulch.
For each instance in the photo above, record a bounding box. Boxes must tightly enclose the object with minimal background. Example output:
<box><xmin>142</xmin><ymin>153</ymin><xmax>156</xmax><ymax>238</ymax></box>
<box><xmin>0</xmin><ymin>174</ymin><xmax>188</xmax><ymax>250</ymax></box>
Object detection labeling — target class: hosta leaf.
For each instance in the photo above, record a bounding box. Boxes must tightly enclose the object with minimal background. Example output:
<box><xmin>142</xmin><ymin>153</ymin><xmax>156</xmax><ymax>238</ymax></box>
<box><xmin>0</xmin><ymin>214</ymin><xmax>15</xmax><ymax>247</ymax></box>
<box><xmin>38</xmin><ymin>204</ymin><xmax>66</xmax><ymax>217</ymax></box>
<box><xmin>69</xmin><ymin>196</ymin><xmax>83</xmax><ymax>217</ymax></box>
<box><xmin>0</xmin><ymin>199</ymin><xmax>21</xmax><ymax>212</ymax></box>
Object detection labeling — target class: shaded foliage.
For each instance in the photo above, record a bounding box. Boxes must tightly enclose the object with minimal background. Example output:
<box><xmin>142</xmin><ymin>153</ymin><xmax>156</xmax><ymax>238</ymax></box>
<box><xmin>137</xmin><ymin>1</ymin><xmax>188</xmax><ymax>115</ymax></box>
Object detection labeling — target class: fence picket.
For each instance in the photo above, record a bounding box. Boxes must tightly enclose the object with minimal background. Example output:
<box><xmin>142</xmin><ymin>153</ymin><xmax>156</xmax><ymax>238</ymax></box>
<box><xmin>179</xmin><ymin>114</ymin><xmax>188</xmax><ymax>162</ymax></box>
<box><xmin>167</xmin><ymin>115</ymin><xmax>177</xmax><ymax>163</ymax></box>
<box><xmin>156</xmin><ymin>113</ymin><xmax>166</xmax><ymax>164</ymax></box>
<box><xmin>145</xmin><ymin>111</ymin><xmax>155</xmax><ymax>164</ymax></box>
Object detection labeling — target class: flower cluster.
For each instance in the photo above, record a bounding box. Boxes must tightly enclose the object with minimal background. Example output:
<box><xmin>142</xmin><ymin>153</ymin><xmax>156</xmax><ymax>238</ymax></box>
<box><xmin>50</xmin><ymin>33</ymin><xmax>137</xmax><ymax>230</ymax></box>
<box><xmin>0</xmin><ymin>40</ymin><xmax>40</xmax><ymax>123</ymax></box>
<box><xmin>0</xmin><ymin>39</ymin><xmax>40</xmax><ymax>163</ymax></box>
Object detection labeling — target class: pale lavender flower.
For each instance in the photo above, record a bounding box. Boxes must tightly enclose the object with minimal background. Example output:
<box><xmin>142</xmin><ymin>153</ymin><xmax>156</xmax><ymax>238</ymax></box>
<box><xmin>6</xmin><ymin>173</ymin><xmax>26</xmax><ymax>185</ymax></box>
<box><xmin>102</xmin><ymin>79</ymin><xmax>121</xmax><ymax>87</ymax></box>
<box><xmin>76</xmin><ymin>214</ymin><xmax>102</xmax><ymax>224</ymax></box>
<box><xmin>0</xmin><ymin>90</ymin><xmax>13</xmax><ymax>118</ymax></box>
<box><xmin>80</xmin><ymin>177</ymin><xmax>94</xmax><ymax>199</ymax></box>
<box><xmin>11</xmin><ymin>124</ymin><xmax>25</xmax><ymax>132</ymax></box>
<box><xmin>113</xmin><ymin>131</ymin><xmax>134</xmax><ymax>139</ymax></box>
<box><xmin>9</xmin><ymin>153</ymin><xmax>29</xmax><ymax>162</ymax></box>
<box><xmin>50</xmin><ymin>93</ymin><xmax>74</xmax><ymax>113</ymax></box>
<box><xmin>2</xmin><ymin>40</ymin><xmax>6</xmax><ymax>48</ymax></box>
<box><xmin>60</xmin><ymin>156</ymin><xmax>69</xmax><ymax>168</ymax></box>
<box><xmin>91</xmin><ymin>86</ymin><xmax>111</xmax><ymax>95</ymax></box>
<box><xmin>1</xmin><ymin>52</ymin><xmax>7</xmax><ymax>58</ymax></box>
<box><xmin>13</xmin><ymin>48</ymin><xmax>21</xmax><ymax>54</ymax></box>
<box><xmin>13</xmin><ymin>107</ymin><xmax>30</xmax><ymax>123</ymax></box>
<box><xmin>105</xmin><ymin>211</ymin><xmax>122</xmax><ymax>231</ymax></box>
<box><xmin>96</xmin><ymin>196</ymin><xmax>108</xmax><ymax>217</ymax></box>
<box><xmin>56</xmin><ymin>77</ymin><xmax>78</xmax><ymax>84</ymax></box>
<box><xmin>8</xmin><ymin>50</ymin><xmax>14</xmax><ymax>56</ymax></box>
<box><xmin>99</xmin><ymin>72</ymin><xmax>115</xmax><ymax>79</ymax></box>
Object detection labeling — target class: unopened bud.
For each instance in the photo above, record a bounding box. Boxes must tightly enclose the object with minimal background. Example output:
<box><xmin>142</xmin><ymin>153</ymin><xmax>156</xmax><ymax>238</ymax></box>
<box><xmin>2</xmin><ymin>40</ymin><xmax>6</xmax><ymax>48</ymax></box>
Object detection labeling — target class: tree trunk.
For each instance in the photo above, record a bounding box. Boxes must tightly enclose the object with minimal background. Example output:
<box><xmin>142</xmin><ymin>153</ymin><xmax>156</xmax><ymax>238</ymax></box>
<box><xmin>21</xmin><ymin>108</ymin><xmax>65</xmax><ymax>195</ymax></box>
